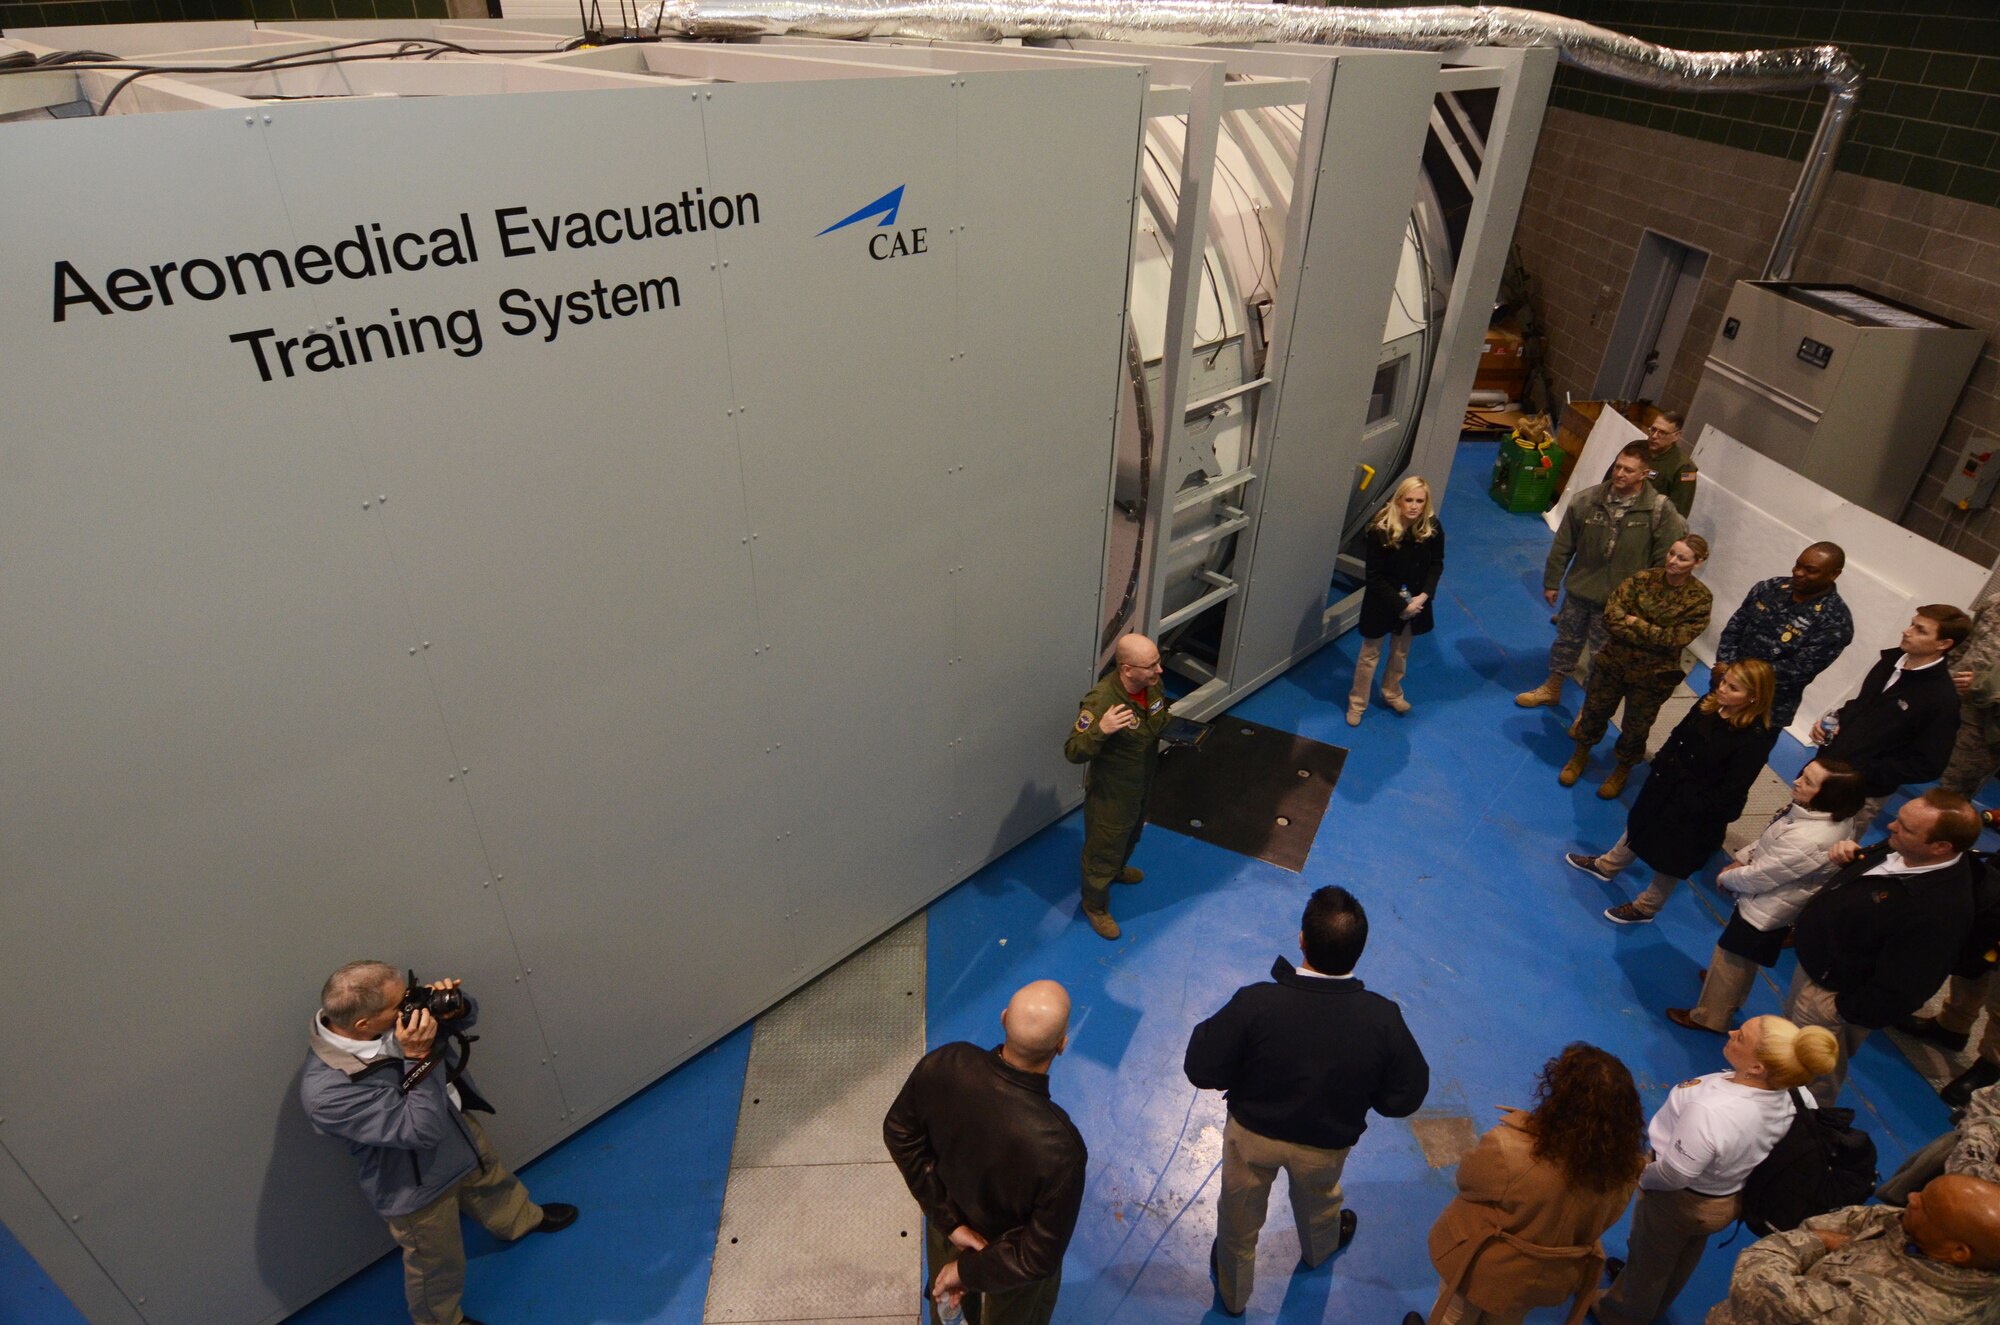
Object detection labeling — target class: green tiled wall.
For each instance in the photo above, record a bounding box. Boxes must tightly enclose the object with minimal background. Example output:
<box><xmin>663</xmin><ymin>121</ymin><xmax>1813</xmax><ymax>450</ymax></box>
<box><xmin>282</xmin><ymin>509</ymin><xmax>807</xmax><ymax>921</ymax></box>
<box><xmin>0</xmin><ymin>0</ymin><xmax>447</xmax><ymax>30</ymax></box>
<box><xmin>1535</xmin><ymin>0</ymin><xmax>2000</xmax><ymax>208</ymax></box>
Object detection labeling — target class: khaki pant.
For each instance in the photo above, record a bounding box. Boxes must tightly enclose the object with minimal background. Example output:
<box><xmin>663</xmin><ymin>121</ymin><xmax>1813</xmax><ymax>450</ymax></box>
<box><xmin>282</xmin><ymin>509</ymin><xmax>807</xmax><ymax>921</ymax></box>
<box><xmin>1349</xmin><ymin>630</ymin><xmax>1413</xmax><ymax>717</ymax></box>
<box><xmin>1427</xmin><ymin>1287</ymin><xmax>1527</xmax><ymax>1325</ymax></box>
<box><xmin>1784</xmin><ymin>967</ymin><xmax>1868</xmax><ymax>1106</ymax></box>
<box><xmin>1593</xmin><ymin>1186</ymin><xmax>1738</xmax><ymax>1325</ymax></box>
<box><xmin>384</xmin><ymin>1112</ymin><xmax>543</xmax><ymax>1325</ymax></box>
<box><xmin>1936</xmin><ymin>969</ymin><xmax>2000</xmax><ymax>1066</ymax></box>
<box><xmin>1596</xmin><ymin>834</ymin><xmax>1685</xmax><ymax>918</ymax></box>
<box><xmin>923</xmin><ymin>1221</ymin><xmax>1061</xmax><ymax>1325</ymax></box>
<box><xmin>1687</xmin><ymin>943</ymin><xmax>1761</xmax><ymax>1030</ymax></box>
<box><xmin>1213</xmin><ymin>1115</ymin><xmax>1350</xmax><ymax>1314</ymax></box>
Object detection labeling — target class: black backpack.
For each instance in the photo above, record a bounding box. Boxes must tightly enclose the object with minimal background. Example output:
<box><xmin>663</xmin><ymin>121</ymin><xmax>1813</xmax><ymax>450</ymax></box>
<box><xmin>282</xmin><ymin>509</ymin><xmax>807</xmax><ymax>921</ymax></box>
<box><xmin>1736</xmin><ymin>1088</ymin><xmax>1878</xmax><ymax>1237</ymax></box>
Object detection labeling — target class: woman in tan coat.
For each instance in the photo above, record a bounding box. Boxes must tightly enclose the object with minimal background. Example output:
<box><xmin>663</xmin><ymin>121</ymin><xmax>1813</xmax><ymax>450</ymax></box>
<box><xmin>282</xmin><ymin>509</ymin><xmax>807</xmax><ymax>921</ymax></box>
<box><xmin>1406</xmin><ymin>1044</ymin><xmax>1647</xmax><ymax>1325</ymax></box>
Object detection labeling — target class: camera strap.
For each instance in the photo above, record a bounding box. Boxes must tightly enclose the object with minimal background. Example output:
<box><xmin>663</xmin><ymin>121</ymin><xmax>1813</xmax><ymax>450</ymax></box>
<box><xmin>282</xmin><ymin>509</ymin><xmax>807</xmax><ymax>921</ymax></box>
<box><xmin>396</xmin><ymin>1032</ymin><xmax>479</xmax><ymax>1095</ymax></box>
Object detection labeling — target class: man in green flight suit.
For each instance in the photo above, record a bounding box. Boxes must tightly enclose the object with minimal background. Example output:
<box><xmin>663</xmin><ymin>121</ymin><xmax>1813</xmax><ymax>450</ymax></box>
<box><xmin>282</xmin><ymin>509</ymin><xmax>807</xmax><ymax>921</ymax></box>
<box><xmin>1064</xmin><ymin>633</ymin><xmax>1172</xmax><ymax>940</ymax></box>
<box><xmin>1640</xmin><ymin>411</ymin><xmax>1697</xmax><ymax>517</ymax></box>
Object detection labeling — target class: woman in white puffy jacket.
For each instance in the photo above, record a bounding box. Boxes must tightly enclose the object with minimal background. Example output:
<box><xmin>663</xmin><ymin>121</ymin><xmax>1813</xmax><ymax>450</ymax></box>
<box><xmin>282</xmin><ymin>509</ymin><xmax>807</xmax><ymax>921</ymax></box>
<box><xmin>1666</xmin><ymin>758</ymin><xmax>1868</xmax><ymax>1033</ymax></box>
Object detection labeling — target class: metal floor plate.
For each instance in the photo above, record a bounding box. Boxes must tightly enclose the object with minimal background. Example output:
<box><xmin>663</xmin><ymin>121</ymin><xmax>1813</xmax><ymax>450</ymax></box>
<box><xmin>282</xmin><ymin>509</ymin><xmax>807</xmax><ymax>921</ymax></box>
<box><xmin>705</xmin><ymin>1162</ymin><xmax>922</xmax><ymax>1322</ymax></box>
<box><xmin>706</xmin><ymin>914</ymin><xmax>924</xmax><ymax>1323</ymax></box>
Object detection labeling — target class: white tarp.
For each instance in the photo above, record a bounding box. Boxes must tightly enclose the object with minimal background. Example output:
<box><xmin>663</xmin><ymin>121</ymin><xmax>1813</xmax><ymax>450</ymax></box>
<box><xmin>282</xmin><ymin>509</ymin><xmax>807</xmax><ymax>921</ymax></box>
<box><xmin>1686</xmin><ymin>425</ymin><xmax>1989</xmax><ymax>742</ymax></box>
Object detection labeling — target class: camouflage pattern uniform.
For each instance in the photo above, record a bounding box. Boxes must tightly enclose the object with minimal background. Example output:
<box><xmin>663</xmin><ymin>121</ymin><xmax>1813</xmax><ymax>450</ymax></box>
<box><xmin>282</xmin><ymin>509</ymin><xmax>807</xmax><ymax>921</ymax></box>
<box><xmin>1940</xmin><ymin>590</ymin><xmax>2000</xmax><ymax>798</ymax></box>
<box><xmin>1544</xmin><ymin>480</ymin><xmax>1686</xmax><ymax>683</ymax></box>
<box><xmin>1878</xmin><ymin>1082</ymin><xmax>2000</xmax><ymax>1203</ymax></box>
<box><xmin>1714</xmin><ymin>577</ymin><xmax>1854</xmax><ymax>729</ymax></box>
<box><xmin>1704</xmin><ymin>1203</ymin><xmax>2000</xmax><ymax>1325</ymax></box>
<box><xmin>1064</xmin><ymin>671</ymin><xmax>1171</xmax><ymax>918</ymax></box>
<box><xmin>1572</xmin><ymin>569</ymin><xmax>1713</xmax><ymax>765</ymax></box>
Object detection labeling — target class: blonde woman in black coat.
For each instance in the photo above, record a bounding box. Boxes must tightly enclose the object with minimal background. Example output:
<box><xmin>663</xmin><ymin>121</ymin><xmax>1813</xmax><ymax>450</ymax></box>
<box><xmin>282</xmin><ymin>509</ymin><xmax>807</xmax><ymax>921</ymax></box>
<box><xmin>1349</xmin><ymin>476</ymin><xmax>1445</xmax><ymax>726</ymax></box>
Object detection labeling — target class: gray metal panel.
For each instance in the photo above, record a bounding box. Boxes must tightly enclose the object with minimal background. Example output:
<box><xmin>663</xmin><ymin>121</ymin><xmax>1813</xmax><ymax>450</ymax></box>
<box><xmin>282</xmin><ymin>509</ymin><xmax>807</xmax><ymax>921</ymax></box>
<box><xmin>1226</xmin><ymin>49</ymin><xmax>1440</xmax><ymax>685</ymax></box>
<box><xmin>0</xmin><ymin>58</ymin><xmax>1142</xmax><ymax>1325</ymax></box>
<box><xmin>949</xmin><ymin>64</ymin><xmax>1148</xmax><ymax>855</ymax></box>
<box><xmin>246</xmin><ymin>88</ymin><xmax>788</xmax><ymax>1129</ymax></box>
<box><xmin>700</xmin><ymin>75</ymin><xmax>962</xmax><ymax>974</ymax></box>
<box><xmin>0</xmin><ymin>109</ymin><xmax>542</xmax><ymax>1325</ymax></box>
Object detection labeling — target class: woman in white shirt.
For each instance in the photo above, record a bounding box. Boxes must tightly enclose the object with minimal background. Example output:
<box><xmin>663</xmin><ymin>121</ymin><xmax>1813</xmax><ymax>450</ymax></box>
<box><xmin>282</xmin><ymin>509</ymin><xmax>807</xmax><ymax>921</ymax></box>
<box><xmin>1592</xmin><ymin>1016</ymin><xmax>1839</xmax><ymax>1325</ymax></box>
<box><xmin>1667</xmin><ymin>758</ymin><xmax>1867</xmax><ymax>1034</ymax></box>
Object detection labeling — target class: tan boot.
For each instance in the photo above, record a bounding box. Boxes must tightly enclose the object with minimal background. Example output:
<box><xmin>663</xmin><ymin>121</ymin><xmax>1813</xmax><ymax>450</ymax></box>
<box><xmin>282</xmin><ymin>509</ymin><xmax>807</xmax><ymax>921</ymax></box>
<box><xmin>1116</xmin><ymin>866</ymin><xmax>1144</xmax><ymax>884</ymax></box>
<box><xmin>1597</xmin><ymin>762</ymin><xmax>1635</xmax><ymax>799</ymax></box>
<box><xmin>1084</xmin><ymin>908</ymin><xmax>1121</xmax><ymax>940</ymax></box>
<box><xmin>1558</xmin><ymin>743</ymin><xmax>1590</xmax><ymax>787</ymax></box>
<box><xmin>1516</xmin><ymin>674</ymin><xmax>1564</xmax><ymax>708</ymax></box>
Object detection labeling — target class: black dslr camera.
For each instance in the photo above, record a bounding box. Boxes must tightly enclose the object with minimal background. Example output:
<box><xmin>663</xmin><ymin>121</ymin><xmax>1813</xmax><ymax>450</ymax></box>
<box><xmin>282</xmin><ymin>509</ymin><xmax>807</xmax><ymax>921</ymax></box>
<box><xmin>399</xmin><ymin>970</ymin><xmax>468</xmax><ymax>1022</ymax></box>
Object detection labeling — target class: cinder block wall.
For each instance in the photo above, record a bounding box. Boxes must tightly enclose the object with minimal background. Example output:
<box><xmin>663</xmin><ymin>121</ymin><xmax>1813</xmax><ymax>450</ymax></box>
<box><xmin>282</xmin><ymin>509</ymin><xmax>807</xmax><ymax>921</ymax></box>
<box><xmin>1513</xmin><ymin>0</ymin><xmax>2000</xmax><ymax>556</ymax></box>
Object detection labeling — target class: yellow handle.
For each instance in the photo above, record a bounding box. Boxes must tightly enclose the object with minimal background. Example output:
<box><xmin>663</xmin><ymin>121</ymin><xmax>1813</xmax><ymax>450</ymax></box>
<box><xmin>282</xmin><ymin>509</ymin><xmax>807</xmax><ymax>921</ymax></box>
<box><xmin>1357</xmin><ymin>463</ymin><xmax>1377</xmax><ymax>491</ymax></box>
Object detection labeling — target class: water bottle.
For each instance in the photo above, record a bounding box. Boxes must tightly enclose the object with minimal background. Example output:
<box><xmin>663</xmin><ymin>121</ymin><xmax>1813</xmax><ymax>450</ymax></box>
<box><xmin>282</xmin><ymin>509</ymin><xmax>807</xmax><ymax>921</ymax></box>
<box><xmin>936</xmin><ymin>1294</ymin><xmax>965</xmax><ymax>1325</ymax></box>
<box><xmin>1818</xmin><ymin>713</ymin><xmax>1840</xmax><ymax>742</ymax></box>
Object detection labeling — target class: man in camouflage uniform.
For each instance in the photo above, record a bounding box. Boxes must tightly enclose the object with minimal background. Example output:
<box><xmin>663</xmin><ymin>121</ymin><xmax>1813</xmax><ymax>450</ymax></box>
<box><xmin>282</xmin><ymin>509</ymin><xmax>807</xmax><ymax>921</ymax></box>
<box><xmin>1713</xmin><ymin>543</ymin><xmax>1853</xmax><ymax>730</ymax></box>
<box><xmin>1879</xmin><ymin>1082</ymin><xmax>2000</xmax><ymax>1205</ymax></box>
<box><xmin>1064</xmin><ymin>633</ymin><xmax>1171</xmax><ymax>941</ymax></box>
<box><xmin>1518</xmin><ymin>442</ymin><xmax>1686</xmax><ymax>709</ymax></box>
<box><xmin>1561</xmin><ymin>535</ymin><xmax>1713</xmax><ymax>799</ymax></box>
<box><xmin>1704</xmin><ymin>1174</ymin><xmax>2000</xmax><ymax>1325</ymax></box>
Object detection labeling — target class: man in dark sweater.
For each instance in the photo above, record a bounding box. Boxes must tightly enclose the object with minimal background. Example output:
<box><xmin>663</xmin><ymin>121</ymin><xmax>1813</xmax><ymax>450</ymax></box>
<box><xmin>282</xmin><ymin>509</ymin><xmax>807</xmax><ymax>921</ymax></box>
<box><xmin>1815</xmin><ymin>605</ymin><xmax>1970</xmax><ymax>825</ymax></box>
<box><xmin>1788</xmin><ymin>789</ymin><xmax>1981</xmax><ymax>1105</ymax></box>
<box><xmin>1184</xmin><ymin>886</ymin><xmax>1429</xmax><ymax>1316</ymax></box>
<box><xmin>884</xmin><ymin>980</ymin><xmax>1087</xmax><ymax>1325</ymax></box>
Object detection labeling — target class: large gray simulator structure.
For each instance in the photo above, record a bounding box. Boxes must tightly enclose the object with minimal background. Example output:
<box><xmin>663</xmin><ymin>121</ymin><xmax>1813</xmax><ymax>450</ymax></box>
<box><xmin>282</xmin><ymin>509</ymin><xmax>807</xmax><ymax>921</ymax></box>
<box><xmin>0</xmin><ymin>7</ymin><xmax>1851</xmax><ymax>1322</ymax></box>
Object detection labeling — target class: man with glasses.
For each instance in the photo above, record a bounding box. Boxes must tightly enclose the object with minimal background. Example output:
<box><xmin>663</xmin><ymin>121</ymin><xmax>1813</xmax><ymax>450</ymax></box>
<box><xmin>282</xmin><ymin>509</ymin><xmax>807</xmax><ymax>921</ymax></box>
<box><xmin>1064</xmin><ymin>633</ymin><xmax>1171</xmax><ymax>939</ymax></box>
<box><xmin>1639</xmin><ymin>410</ymin><xmax>1698</xmax><ymax>517</ymax></box>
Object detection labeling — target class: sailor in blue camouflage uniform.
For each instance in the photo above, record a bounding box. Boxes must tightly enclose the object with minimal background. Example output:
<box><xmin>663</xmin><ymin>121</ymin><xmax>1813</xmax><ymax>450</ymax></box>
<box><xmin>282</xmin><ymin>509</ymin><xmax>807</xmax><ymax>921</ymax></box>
<box><xmin>1713</xmin><ymin>543</ymin><xmax>1853</xmax><ymax>729</ymax></box>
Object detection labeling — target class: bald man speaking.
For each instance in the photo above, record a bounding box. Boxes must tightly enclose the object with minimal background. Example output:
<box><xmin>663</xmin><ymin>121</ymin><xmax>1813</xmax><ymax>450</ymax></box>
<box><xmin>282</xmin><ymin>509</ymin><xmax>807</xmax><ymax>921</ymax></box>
<box><xmin>1064</xmin><ymin>632</ymin><xmax>1172</xmax><ymax>939</ymax></box>
<box><xmin>1706</xmin><ymin>1173</ymin><xmax>2000</xmax><ymax>1324</ymax></box>
<box><xmin>884</xmin><ymin>981</ymin><xmax>1087</xmax><ymax>1325</ymax></box>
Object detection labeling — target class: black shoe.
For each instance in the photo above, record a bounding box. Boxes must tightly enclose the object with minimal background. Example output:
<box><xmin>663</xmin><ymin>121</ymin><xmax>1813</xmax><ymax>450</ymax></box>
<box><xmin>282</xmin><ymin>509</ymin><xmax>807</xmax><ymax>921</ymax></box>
<box><xmin>532</xmin><ymin>1203</ymin><xmax>579</xmax><ymax>1234</ymax></box>
<box><xmin>1402</xmin><ymin>1315</ymin><xmax>1424</xmax><ymax>1325</ymax></box>
<box><xmin>1942</xmin><ymin>1060</ymin><xmax>2000</xmax><ymax>1110</ymax></box>
<box><xmin>1338</xmin><ymin>1208</ymin><xmax>1358</xmax><ymax>1251</ymax></box>
<box><xmin>1897</xmin><ymin>1014</ymin><xmax>1972</xmax><ymax>1053</ymax></box>
<box><xmin>1604</xmin><ymin>1256</ymin><xmax>1625</xmax><ymax>1283</ymax></box>
<box><xmin>464</xmin><ymin>1319</ymin><xmax>486</xmax><ymax>1325</ymax></box>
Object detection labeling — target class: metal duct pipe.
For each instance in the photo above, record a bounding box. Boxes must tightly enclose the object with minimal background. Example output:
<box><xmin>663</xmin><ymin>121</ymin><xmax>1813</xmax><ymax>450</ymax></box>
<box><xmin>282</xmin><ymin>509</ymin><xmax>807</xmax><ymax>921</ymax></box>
<box><xmin>643</xmin><ymin>2</ymin><xmax>1862</xmax><ymax>280</ymax></box>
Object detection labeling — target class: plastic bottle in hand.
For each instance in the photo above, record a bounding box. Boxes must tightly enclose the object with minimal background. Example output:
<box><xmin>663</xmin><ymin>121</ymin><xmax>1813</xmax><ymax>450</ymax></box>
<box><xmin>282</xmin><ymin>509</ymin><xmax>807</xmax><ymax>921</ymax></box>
<box><xmin>936</xmin><ymin>1294</ymin><xmax>965</xmax><ymax>1324</ymax></box>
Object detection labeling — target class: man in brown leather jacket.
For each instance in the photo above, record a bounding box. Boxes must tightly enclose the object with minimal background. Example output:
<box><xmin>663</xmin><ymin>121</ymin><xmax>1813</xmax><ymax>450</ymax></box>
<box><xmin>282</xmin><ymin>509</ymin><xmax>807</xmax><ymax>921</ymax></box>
<box><xmin>883</xmin><ymin>980</ymin><xmax>1088</xmax><ymax>1325</ymax></box>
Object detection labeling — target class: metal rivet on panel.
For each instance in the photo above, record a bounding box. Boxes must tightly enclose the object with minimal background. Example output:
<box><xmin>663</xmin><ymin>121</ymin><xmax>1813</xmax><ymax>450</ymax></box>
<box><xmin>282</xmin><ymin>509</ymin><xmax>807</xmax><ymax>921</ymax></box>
<box><xmin>245</xmin><ymin>116</ymin><xmax>254</xmax><ymax>125</ymax></box>
<box><xmin>422</xmin><ymin>642</ymin><xmax>430</xmax><ymax>649</ymax></box>
<box><xmin>378</xmin><ymin>495</ymin><xmax>387</xmax><ymax>503</ymax></box>
<box><xmin>363</xmin><ymin>501</ymin><xmax>371</xmax><ymax>509</ymax></box>
<box><xmin>262</xmin><ymin>114</ymin><xmax>272</xmax><ymax>124</ymax></box>
<box><xmin>408</xmin><ymin>647</ymin><xmax>417</xmax><ymax>655</ymax></box>
<box><xmin>722</xmin><ymin>260</ymin><xmax>729</xmax><ymax>268</ymax></box>
<box><xmin>497</xmin><ymin>874</ymin><xmax>503</xmax><ymax>880</ymax></box>
<box><xmin>460</xmin><ymin>766</ymin><xmax>469</xmax><ymax>774</ymax></box>
<box><xmin>447</xmin><ymin>774</ymin><xmax>455</xmax><ymax>782</ymax></box>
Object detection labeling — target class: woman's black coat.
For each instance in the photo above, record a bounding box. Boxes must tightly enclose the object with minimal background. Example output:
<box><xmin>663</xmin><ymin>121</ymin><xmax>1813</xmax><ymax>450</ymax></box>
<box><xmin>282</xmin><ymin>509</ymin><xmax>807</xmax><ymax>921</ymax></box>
<box><xmin>1357</xmin><ymin>521</ymin><xmax>1446</xmax><ymax>639</ymax></box>
<box><xmin>1625</xmin><ymin>703</ymin><xmax>1779</xmax><ymax>879</ymax></box>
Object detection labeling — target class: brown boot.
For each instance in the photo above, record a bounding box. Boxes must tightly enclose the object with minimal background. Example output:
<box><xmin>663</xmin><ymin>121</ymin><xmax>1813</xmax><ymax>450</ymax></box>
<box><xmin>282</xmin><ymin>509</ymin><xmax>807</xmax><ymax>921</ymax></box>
<box><xmin>1516</xmin><ymin>675</ymin><xmax>1564</xmax><ymax>708</ymax></box>
<box><xmin>1597</xmin><ymin>761</ymin><xmax>1635</xmax><ymax>799</ymax></box>
<box><xmin>1558</xmin><ymin>743</ymin><xmax>1590</xmax><ymax>787</ymax></box>
<box><xmin>1084</xmin><ymin>908</ymin><xmax>1121</xmax><ymax>940</ymax></box>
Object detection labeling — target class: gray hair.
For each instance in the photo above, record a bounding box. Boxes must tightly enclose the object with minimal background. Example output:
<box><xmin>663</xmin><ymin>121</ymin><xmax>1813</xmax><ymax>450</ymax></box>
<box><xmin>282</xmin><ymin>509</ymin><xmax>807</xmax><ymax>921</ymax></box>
<box><xmin>320</xmin><ymin>960</ymin><xmax>399</xmax><ymax>1030</ymax></box>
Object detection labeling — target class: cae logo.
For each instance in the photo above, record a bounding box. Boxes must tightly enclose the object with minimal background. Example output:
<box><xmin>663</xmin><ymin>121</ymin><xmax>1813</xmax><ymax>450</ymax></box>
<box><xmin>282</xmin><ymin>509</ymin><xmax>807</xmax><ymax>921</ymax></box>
<box><xmin>816</xmin><ymin>185</ymin><xmax>928</xmax><ymax>261</ymax></box>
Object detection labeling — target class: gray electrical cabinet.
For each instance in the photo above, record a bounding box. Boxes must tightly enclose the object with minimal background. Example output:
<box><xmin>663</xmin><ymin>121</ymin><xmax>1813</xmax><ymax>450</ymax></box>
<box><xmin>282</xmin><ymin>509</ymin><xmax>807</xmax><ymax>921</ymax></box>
<box><xmin>1685</xmin><ymin>280</ymin><xmax>1984</xmax><ymax>519</ymax></box>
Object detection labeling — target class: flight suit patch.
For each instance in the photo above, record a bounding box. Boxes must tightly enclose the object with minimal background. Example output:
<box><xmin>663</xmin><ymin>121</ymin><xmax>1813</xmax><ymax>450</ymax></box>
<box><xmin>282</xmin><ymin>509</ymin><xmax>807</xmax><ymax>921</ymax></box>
<box><xmin>1076</xmin><ymin>710</ymin><xmax>1094</xmax><ymax>732</ymax></box>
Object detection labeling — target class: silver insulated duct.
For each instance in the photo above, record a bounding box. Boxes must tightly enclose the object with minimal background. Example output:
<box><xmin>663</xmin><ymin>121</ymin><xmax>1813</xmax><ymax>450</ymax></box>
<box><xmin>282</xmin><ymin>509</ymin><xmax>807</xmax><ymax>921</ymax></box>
<box><xmin>642</xmin><ymin>1</ymin><xmax>1863</xmax><ymax>281</ymax></box>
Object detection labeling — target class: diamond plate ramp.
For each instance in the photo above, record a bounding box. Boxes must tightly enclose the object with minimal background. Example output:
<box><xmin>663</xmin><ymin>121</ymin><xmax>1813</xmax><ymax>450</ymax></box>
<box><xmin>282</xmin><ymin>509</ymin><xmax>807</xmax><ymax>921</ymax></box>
<box><xmin>705</xmin><ymin>915</ymin><xmax>925</xmax><ymax>1323</ymax></box>
<box><xmin>706</xmin><ymin>1163</ymin><xmax>922</xmax><ymax>1322</ymax></box>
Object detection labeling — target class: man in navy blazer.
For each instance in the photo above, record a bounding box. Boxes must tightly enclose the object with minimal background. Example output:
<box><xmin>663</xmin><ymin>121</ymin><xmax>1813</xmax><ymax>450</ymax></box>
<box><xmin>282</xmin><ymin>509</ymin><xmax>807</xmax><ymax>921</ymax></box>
<box><xmin>1817</xmin><ymin>605</ymin><xmax>1970</xmax><ymax>824</ymax></box>
<box><xmin>1185</xmin><ymin>886</ymin><xmax>1429</xmax><ymax>1315</ymax></box>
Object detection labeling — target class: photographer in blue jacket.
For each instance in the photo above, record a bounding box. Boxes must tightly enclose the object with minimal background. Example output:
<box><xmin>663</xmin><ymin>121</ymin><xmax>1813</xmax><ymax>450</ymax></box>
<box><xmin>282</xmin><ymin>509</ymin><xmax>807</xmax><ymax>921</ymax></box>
<box><xmin>301</xmin><ymin>960</ymin><xmax>578</xmax><ymax>1325</ymax></box>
